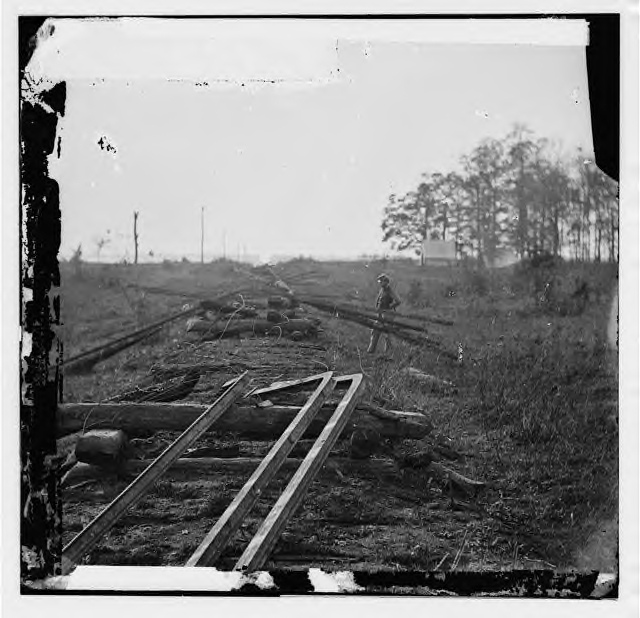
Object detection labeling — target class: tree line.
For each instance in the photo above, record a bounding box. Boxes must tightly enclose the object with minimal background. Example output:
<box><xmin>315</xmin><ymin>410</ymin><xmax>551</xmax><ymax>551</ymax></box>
<box><xmin>381</xmin><ymin>125</ymin><xmax>619</xmax><ymax>265</ymax></box>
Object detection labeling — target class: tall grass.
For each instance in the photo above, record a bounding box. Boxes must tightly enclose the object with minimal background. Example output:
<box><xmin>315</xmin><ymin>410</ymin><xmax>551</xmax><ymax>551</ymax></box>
<box><xmin>462</xmin><ymin>316</ymin><xmax>618</xmax><ymax>565</ymax></box>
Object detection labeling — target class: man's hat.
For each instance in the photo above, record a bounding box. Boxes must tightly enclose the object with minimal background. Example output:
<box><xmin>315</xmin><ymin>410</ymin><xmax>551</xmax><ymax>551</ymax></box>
<box><xmin>377</xmin><ymin>273</ymin><xmax>390</xmax><ymax>283</ymax></box>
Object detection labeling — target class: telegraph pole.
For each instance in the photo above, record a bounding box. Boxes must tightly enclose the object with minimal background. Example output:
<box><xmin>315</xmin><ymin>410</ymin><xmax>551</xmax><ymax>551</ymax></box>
<box><xmin>133</xmin><ymin>211</ymin><xmax>139</xmax><ymax>265</ymax></box>
<box><xmin>200</xmin><ymin>206</ymin><xmax>205</xmax><ymax>264</ymax></box>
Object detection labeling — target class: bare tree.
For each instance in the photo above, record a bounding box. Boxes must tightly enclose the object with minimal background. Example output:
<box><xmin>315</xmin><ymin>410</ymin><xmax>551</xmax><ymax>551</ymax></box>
<box><xmin>70</xmin><ymin>243</ymin><xmax>83</xmax><ymax>277</ymax></box>
<box><xmin>95</xmin><ymin>236</ymin><xmax>110</xmax><ymax>261</ymax></box>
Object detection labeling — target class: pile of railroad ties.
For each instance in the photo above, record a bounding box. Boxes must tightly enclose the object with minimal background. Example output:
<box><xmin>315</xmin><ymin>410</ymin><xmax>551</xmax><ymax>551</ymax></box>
<box><xmin>185</xmin><ymin>294</ymin><xmax>323</xmax><ymax>342</ymax></box>
<box><xmin>184</xmin><ymin>268</ymin><xmax>456</xmax><ymax>360</ymax></box>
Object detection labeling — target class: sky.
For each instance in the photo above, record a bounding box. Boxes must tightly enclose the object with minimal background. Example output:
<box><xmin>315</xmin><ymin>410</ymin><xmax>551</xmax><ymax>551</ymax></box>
<box><xmin>29</xmin><ymin>19</ymin><xmax>594</xmax><ymax>263</ymax></box>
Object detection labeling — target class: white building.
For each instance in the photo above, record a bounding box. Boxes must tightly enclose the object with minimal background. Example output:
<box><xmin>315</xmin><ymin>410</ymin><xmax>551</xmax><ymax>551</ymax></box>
<box><xmin>421</xmin><ymin>240</ymin><xmax>457</xmax><ymax>265</ymax></box>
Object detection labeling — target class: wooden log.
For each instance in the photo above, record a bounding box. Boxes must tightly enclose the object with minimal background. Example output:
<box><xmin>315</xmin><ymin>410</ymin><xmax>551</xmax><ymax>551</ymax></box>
<box><xmin>62</xmin><ymin>457</ymin><xmax>402</xmax><ymax>487</ymax></box>
<box><xmin>364</xmin><ymin>403</ymin><xmax>432</xmax><ymax>425</ymax></box>
<box><xmin>57</xmin><ymin>402</ymin><xmax>432</xmax><ymax>440</ymax></box>
<box><xmin>186</xmin><ymin>318</ymin><xmax>269</xmax><ymax>337</ymax></box>
<box><xmin>403</xmin><ymin>368</ymin><xmax>457</xmax><ymax>393</ymax></box>
<box><xmin>74</xmin><ymin>430</ymin><xmax>130</xmax><ymax>468</ymax></box>
<box><xmin>57</xmin><ymin>432</ymin><xmax>83</xmax><ymax>459</ymax></box>
<box><xmin>427</xmin><ymin>462</ymin><xmax>486</xmax><ymax>495</ymax></box>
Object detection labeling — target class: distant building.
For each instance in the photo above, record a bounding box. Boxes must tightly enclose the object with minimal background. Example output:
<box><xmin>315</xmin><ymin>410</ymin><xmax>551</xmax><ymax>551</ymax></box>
<box><xmin>421</xmin><ymin>240</ymin><xmax>457</xmax><ymax>265</ymax></box>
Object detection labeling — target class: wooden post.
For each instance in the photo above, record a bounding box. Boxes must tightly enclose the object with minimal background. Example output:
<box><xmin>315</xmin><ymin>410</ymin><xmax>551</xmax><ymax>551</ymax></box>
<box><xmin>133</xmin><ymin>211</ymin><xmax>139</xmax><ymax>265</ymax></box>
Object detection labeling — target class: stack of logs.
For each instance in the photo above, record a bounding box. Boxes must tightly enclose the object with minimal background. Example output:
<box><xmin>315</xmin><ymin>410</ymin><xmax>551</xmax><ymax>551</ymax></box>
<box><xmin>185</xmin><ymin>295</ymin><xmax>322</xmax><ymax>341</ymax></box>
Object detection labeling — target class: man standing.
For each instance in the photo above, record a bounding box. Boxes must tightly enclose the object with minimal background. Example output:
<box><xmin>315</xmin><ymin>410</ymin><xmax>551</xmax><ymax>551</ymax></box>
<box><xmin>367</xmin><ymin>273</ymin><xmax>401</xmax><ymax>354</ymax></box>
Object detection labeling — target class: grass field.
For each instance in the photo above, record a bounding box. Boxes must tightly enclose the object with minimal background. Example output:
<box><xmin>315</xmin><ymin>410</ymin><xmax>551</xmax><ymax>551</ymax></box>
<box><xmin>58</xmin><ymin>256</ymin><xmax>619</xmax><ymax>573</ymax></box>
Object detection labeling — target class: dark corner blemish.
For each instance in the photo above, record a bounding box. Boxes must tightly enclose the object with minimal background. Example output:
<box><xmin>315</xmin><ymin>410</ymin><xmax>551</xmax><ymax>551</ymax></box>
<box><xmin>19</xmin><ymin>15</ymin><xmax>65</xmax><ymax>584</ymax></box>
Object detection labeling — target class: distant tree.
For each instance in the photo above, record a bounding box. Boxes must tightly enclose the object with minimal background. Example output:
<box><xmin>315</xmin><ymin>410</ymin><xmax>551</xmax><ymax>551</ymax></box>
<box><xmin>576</xmin><ymin>158</ymin><xmax>619</xmax><ymax>262</ymax></box>
<box><xmin>429</xmin><ymin>173</ymin><xmax>451</xmax><ymax>241</ymax></box>
<box><xmin>459</xmin><ymin>138</ymin><xmax>510</xmax><ymax>265</ymax></box>
<box><xmin>381</xmin><ymin>193</ymin><xmax>427</xmax><ymax>257</ymax></box>
<box><xmin>381</xmin><ymin>123</ymin><xmax>619</xmax><ymax>264</ymax></box>
<box><xmin>503</xmin><ymin>125</ymin><xmax>543</xmax><ymax>258</ymax></box>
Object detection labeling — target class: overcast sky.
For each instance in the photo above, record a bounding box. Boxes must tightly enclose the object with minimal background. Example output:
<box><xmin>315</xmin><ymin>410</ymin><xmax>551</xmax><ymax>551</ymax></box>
<box><xmin>30</xmin><ymin>19</ymin><xmax>593</xmax><ymax>263</ymax></box>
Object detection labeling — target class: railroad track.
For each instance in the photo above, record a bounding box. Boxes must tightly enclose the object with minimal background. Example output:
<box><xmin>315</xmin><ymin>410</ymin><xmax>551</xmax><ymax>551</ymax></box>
<box><xmin>61</xmin><ymin>371</ymin><xmax>365</xmax><ymax>574</ymax></box>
